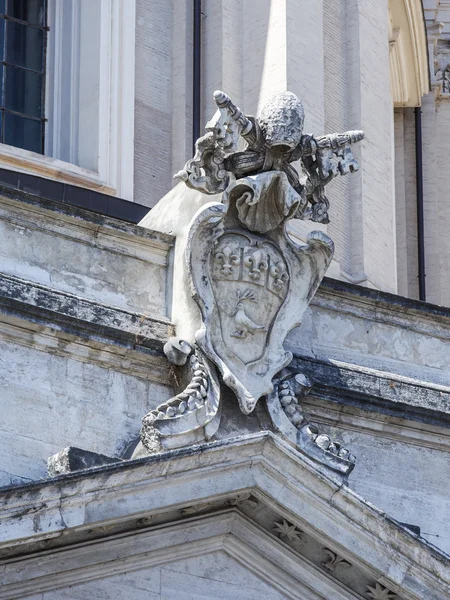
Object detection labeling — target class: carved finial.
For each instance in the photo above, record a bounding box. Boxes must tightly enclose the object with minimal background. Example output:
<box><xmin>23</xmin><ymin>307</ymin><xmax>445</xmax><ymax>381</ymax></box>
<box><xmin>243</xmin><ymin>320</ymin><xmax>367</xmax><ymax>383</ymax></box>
<box><xmin>213</xmin><ymin>90</ymin><xmax>253</xmax><ymax>135</ymax></box>
<box><xmin>179</xmin><ymin>88</ymin><xmax>364</xmax><ymax>227</ymax></box>
<box><xmin>213</xmin><ymin>89</ymin><xmax>230</xmax><ymax>108</ymax></box>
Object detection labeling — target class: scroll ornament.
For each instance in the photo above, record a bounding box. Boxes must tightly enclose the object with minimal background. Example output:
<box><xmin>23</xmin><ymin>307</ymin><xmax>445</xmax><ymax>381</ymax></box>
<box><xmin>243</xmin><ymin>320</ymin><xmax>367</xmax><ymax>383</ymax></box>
<box><xmin>140</xmin><ymin>90</ymin><xmax>363</xmax><ymax>476</ymax></box>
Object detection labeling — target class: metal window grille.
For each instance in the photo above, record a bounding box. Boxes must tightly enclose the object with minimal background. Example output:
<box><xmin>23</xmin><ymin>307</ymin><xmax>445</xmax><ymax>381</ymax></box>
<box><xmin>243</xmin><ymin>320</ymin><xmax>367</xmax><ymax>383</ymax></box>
<box><xmin>0</xmin><ymin>0</ymin><xmax>47</xmax><ymax>154</ymax></box>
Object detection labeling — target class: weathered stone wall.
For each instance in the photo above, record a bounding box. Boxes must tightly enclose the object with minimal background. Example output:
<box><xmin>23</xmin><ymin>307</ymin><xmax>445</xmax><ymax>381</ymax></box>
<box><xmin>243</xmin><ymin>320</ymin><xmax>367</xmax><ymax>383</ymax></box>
<box><xmin>434</xmin><ymin>95</ymin><xmax>450</xmax><ymax>303</ymax></box>
<box><xmin>0</xmin><ymin>194</ymin><xmax>171</xmax><ymax>316</ymax></box>
<box><xmin>394</xmin><ymin>107</ymin><xmax>419</xmax><ymax>299</ymax></box>
<box><xmin>1</xmin><ymin>188</ymin><xmax>449</xmax><ymax>559</ymax></box>
<box><xmin>0</xmin><ymin>190</ymin><xmax>173</xmax><ymax>487</ymax></box>
<box><xmin>134</xmin><ymin>0</ymin><xmax>174</xmax><ymax>208</ymax></box>
<box><xmin>321</xmin><ymin>415</ymin><xmax>450</xmax><ymax>555</ymax></box>
<box><xmin>0</xmin><ymin>335</ymin><xmax>171</xmax><ymax>486</ymax></box>
<box><xmin>288</xmin><ymin>279</ymin><xmax>450</xmax><ymax>554</ymax></box>
<box><xmin>290</xmin><ymin>279</ymin><xmax>450</xmax><ymax>388</ymax></box>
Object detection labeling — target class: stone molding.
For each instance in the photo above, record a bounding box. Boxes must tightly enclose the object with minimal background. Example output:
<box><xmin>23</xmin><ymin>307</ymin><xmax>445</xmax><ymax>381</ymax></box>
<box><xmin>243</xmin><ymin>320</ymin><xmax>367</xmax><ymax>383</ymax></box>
<box><xmin>0</xmin><ymin>272</ymin><xmax>172</xmax><ymax>350</ymax></box>
<box><xmin>388</xmin><ymin>0</ymin><xmax>430</xmax><ymax>107</ymax></box>
<box><xmin>1</xmin><ymin>272</ymin><xmax>448</xmax><ymax>425</ymax></box>
<box><xmin>0</xmin><ymin>273</ymin><xmax>173</xmax><ymax>384</ymax></box>
<box><xmin>293</xmin><ymin>355</ymin><xmax>450</xmax><ymax>426</ymax></box>
<box><xmin>0</xmin><ymin>190</ymin><xmax>173</xmax><ymax>261</ymax></box>
<box><xmin>0</xmin><ymin>512</ymin><xmax>360</xmax><ymax>600</ymax></box>
<box><xmin>302</xmin><ymin>396</ymin><xmax>450</xmax><ymax>455</ymax></box>
<box><xmin>0</xmin><ymin>194</ymin><xmax>170</xmax><ymax>267</ymax></box>
<box><xmin>316</xmin><ymin>278</ymin><xmax>450</xmax><ymax>338</ymax></box>
<box><xmin>296</xmin><ymin>277</ymin><xmax>450</xmax><ymax>392</ymax></box>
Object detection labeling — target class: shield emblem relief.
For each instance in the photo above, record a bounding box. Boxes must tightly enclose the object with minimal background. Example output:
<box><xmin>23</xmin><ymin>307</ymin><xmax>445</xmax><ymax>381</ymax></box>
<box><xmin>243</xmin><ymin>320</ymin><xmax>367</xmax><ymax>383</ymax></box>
<box><xmin>187</xmin><ymin>202</ymin><xmax>334</xmax><ymax>415</ymax></box>
<box><xmin>212</xmin><ymin>233</ymin><xmax>289</xmax><ymax>364</ymax></box>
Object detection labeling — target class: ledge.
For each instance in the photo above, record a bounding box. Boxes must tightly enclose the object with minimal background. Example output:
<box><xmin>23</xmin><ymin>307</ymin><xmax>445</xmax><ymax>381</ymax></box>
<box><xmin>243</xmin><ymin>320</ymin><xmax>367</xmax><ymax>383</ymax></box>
<box><xmin>320</xmin><ymin>277</ymin><xmax>450</xmax><ymax>322</ymax></box>
<box><xmin>0</xmin><ymin>273</ymin><xmax>173</xmax><ymax>355</ymax></box>
<box><xmin>0</xmin><ymin>167</ymin><xmax>154</xmax><ymax>225</ymax></box>
<box><xmin>0</xmin><ymin>182</ymin><xmax>173</xmax><ymax>247</ymax></box>
<box><xmin>293</xmin><ymin>355</ymin><xmax>450</xmax><ymax>428</ymax></box>
<box><xmin>1</xmin><ymin>164</ymin><xmax>449</xmax><ymax>322</ymax></box>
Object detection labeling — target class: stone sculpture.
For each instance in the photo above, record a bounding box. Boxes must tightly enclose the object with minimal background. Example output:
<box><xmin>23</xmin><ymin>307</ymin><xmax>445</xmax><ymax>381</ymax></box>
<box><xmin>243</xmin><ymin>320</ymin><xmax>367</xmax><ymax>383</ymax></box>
<box><xmin>435</xmin><ymin>60</ymin><xmax>450</xmax><ymax>93</ymax></box>
<box><xmin>138</xmin><ymin>90</ymin><xmax>364</xmax><ymax>476</ymax></box>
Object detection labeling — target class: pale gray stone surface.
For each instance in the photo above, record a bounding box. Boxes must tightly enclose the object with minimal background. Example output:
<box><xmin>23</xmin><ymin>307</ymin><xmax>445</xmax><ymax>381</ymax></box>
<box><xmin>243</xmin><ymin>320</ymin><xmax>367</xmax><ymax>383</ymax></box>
<box><xmin>0</xmin><ymin>337</ymin><xmax>170</xmax><ymax>486</ymax></box>
<box><xmin>21</xmin><ymin>552</ymin><xmax>289</xmax><ymax>600</ymax></box>
<box><xmin>134</xmin><ymin>0</ymin><xmax>174</xmax><ymax>208</ymax></box>
<box><xmin>290</xmin><ymin>279</ymin><xmax>450</xmax><ymax>388</ymax></box>
<box><xmin>0</xmin><ymin>193</ymin><xmax>172</xmax><ymax>316</ymax></box>
<box><xmin>319</xmin><ymin>419</ymin><xmax>450</xmax><ymax>556</ymax></box>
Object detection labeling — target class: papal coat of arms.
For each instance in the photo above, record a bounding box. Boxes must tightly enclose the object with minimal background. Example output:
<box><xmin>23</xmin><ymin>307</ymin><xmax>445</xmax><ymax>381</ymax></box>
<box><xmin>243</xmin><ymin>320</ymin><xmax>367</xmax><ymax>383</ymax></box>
<box><xmin>139</xmin><ymin>90</ymin><xmax>363</xmax><ymax>476</ymax></box>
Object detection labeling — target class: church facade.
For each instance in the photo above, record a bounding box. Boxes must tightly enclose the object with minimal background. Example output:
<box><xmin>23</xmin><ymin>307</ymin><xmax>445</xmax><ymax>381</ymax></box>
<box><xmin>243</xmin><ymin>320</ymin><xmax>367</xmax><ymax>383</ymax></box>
<box><xmin>0</xmin><ymin>1</ymin><xmax>449</xmax><ymax>599</ymax></box>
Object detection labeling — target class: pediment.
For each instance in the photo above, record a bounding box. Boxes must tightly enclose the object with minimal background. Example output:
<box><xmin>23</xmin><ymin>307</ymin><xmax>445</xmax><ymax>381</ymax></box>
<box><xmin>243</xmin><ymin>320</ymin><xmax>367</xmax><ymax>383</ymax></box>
<box><xmin>2</xmin><ymin>511</ymin><xmax>363</xmax><ymax>600</ymax></box>
<box><xmin>0</xmin><ymin>433</ymin><xmax>448</xmax><ymax>599</ymax></box>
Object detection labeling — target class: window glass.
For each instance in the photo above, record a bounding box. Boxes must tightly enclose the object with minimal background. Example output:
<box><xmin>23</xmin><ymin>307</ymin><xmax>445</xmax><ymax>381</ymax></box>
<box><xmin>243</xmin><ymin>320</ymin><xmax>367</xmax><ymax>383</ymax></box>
<box><xmin>0</xmin><ymin>0</ymin><xmax>47</xmax><ymax>153</ymax></box>
<box><xmin>6</xmin><ymin>21</ymin><xmax>44</xmax><ymax>72</ymax></box>
<box><xmin>4</xmin><ymin>111</ymin><xmax>41</xmax><ymax>153</ymax></box>
<box><xmin>0</xmin><ymin>19</ymin><xmax>4</xmax><ymax>58</ymax></box>
<box><xmin>4</xmin><ymin>65</ymin><xmax>42</xmax><ymax>117</ymax></box>
<box><xmin>7</xmin><ymin>0</ymin><xmax>44</xmax><ymax>27</ymax></box>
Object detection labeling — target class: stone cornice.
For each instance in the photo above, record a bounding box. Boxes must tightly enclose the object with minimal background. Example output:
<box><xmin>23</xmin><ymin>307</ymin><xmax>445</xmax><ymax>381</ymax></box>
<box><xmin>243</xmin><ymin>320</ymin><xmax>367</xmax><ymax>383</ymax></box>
<box><xmin>0</xmin><ymin>434</ymin><xmax>447</xmax><ymax>599</ymax></box>
<box><xmin>0</xmin><ymin>273</ymin><xmax>173</xmax><ymax>383</ymax></box>
<box><xmin>0</xmin><ymin>184</ymin><xmax>173</xmax><ymax>250</ymax></box>
<box><xmin>320</xmin><ymin>277</ymin><xmax>450</xmax><ymax>325</ymax></box>
<box><xmin>0</xmin><ymin>272</ymin><xmax>172</xmax><ymax>351</ymax></box>
<box><xmin>1</xmin><ymin>272</ymin><xmax>448</xmax><ymax>424</ymax></box>
<box><xmin>293</xmin><ymin>355</ymin><xmax>450</xmax><ymax>428</ymax></box>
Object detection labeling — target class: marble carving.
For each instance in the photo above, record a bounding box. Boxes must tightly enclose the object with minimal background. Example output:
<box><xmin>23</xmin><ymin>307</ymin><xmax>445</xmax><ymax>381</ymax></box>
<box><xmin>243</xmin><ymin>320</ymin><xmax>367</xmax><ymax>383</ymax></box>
<box><xmin>435</xmin><ymin>60</ymin><xmax>450</xmax><ymax>93</ymax></box>
<box><xmin>140</xmin><ymin>90</ymin><xmax>363</xmax><ymax>475</ymax></box>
